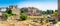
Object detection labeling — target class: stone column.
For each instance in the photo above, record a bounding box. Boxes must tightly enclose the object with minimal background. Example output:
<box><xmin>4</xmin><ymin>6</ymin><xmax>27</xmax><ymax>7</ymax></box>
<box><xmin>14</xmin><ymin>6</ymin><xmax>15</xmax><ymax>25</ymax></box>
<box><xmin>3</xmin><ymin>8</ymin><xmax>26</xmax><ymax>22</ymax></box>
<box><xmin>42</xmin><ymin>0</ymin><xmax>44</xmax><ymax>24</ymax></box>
<box><xmin>58</xmin><ymin>0</ymin><xmax>60</xmax><ymax>21</ymax></box>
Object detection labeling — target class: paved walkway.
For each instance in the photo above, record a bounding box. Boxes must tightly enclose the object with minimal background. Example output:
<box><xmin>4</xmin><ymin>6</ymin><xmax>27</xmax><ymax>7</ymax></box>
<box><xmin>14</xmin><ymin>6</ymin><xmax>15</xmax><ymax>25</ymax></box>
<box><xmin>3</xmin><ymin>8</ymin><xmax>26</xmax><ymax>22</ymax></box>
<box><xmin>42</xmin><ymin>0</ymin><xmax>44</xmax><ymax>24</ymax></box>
<box><xmin>54</xmin><ymin>22</ymin><xmax>60</xmax><ymax>26</ymax></box>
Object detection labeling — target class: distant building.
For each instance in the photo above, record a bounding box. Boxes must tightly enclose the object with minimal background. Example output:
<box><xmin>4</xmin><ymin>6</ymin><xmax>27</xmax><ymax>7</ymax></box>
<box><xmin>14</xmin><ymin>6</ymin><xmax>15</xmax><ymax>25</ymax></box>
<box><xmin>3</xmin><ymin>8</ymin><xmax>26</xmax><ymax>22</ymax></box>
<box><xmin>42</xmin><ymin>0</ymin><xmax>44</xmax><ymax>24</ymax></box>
<box><xmin>21</xmin><ymin>7</ymin><xmax>42</xmax><ymax>16</ymax></box>
<box><xmin>0</xmin><ymin>7</ymin><xmax>6</xmax><ymax>15</ymax></box>
<box><xmin>0</xmin><ymin>7</ymin><xmax>6</xmax><ymax>21</ymax></box>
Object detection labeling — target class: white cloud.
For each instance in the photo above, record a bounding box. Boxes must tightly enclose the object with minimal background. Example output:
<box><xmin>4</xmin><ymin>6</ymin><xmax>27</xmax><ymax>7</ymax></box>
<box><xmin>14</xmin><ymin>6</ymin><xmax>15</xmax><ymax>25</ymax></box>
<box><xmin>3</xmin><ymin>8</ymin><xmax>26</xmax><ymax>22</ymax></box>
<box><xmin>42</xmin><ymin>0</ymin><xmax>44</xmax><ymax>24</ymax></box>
<box><xmin>17</xmin><ymin>2</ymin><xmax>58</xmax><ymax>11</ymax></box>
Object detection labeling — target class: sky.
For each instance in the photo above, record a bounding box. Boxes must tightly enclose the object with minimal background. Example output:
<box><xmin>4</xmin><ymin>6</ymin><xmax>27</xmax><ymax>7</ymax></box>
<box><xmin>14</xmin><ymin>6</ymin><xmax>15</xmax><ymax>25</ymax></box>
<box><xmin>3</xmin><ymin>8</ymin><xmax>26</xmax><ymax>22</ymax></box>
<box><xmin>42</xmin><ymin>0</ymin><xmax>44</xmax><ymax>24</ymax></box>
<box><xmin>0</xmin><ymin>0</ymin><xmax>58</xmax><ymax>11</ymax></box>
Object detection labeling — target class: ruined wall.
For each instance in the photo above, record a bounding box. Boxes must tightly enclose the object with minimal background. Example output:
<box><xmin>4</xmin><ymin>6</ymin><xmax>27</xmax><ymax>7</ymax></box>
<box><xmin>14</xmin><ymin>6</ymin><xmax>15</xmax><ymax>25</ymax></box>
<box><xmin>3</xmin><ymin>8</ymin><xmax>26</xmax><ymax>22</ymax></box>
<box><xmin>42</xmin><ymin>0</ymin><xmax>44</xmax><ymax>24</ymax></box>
<box><xmin>9</xmin><ymin>5</ymin><xmax>20</xmax><ymax>19</ymax></box>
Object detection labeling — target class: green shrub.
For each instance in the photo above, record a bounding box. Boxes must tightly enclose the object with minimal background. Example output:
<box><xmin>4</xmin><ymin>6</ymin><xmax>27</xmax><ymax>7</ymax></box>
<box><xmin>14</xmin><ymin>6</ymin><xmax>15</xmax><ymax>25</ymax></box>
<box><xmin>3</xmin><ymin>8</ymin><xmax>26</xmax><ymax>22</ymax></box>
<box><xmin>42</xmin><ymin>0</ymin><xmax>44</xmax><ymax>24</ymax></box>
<box><xmin>2</xmin><ymin>13</ymin><xmax>8</xmax><ymax>20</ymax></box>
<box><xmin>2</xmin><ymin>9</ymin><xmax>16</xmax><ymax>20</ymax></box>
<box><xmin>7</xmin><ymin>9</ymin><xmax>12</xmax><ymax>14</ymax></box>
<box><xmin>20</xmin><ymin>13</ymin><xmax>28</xmax><ymax>20</ymax></box>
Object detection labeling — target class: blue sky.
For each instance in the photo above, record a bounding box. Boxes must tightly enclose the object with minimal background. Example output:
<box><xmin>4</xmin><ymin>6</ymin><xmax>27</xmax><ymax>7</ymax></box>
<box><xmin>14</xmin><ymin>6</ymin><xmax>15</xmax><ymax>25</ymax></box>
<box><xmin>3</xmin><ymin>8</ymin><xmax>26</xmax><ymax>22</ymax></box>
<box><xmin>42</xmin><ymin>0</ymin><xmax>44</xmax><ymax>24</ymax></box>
<box><xmin>0</xmin><ymin>0</ymin><xmax>58</xmax><ymax>11</ymax></box>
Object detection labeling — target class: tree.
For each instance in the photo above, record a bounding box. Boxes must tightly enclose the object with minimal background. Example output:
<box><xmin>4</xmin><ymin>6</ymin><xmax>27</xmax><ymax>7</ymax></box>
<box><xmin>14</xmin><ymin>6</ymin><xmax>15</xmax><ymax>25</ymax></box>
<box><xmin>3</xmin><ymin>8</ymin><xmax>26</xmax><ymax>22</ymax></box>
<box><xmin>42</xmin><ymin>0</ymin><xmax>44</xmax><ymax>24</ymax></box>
<box><xmin>7</xmin><ymin>9</ymin><xmax>12</xmax><ymax>14</ymax></box>
<box><xmin>46</xmin><ymin>10</ymin><xmax>54</xmax><ymax>14</ymax></box>
<box><xmin>55</xmin><ymin>10</ymin><xmax>58</xmax><ymax>12</ymax></box>
<box><xmin>20</xmin><ymin>8</ymin><xmax>24</xmax><ymax>13</ymax></box>
<box><xmin>6</xmin><ymin>8</ymin><xmax>12</xmax><ymax>14</ymax></box>
<box><xmin>50</xmin><ymin>10</ymin><xmax>54</xmax><ymax>14</ymax></box>
<box><xmin>42</xmin><ymin>11</ymin><xmax>46</xmax><ymax>15</ymax></box>
<box><xmin>54</xmin><ymin>12</ymin><xmax>58</xmax><ymax>15</ymax></box>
